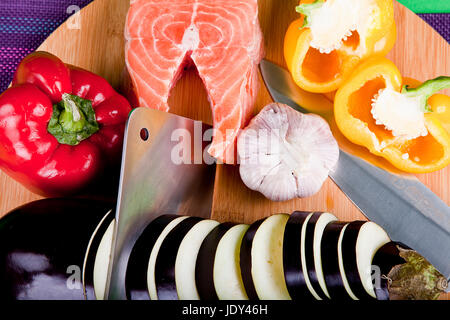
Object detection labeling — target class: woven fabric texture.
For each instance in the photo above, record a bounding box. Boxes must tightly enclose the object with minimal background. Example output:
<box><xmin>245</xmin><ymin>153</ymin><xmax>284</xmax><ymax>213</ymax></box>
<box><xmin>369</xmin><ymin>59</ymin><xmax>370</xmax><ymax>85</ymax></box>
<box><xmin>0</xmin><ymin>1</ymin><xmax>448</xmax><ymax>93</ymax></box>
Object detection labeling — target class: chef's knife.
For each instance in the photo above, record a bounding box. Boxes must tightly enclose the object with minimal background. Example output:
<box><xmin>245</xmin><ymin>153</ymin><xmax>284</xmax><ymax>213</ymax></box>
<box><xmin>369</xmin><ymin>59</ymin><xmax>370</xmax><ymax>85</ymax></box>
<box><xmin>260</xmin><ymin>59</ymin><xmax>450</xmax><ymax>283</ymax></box>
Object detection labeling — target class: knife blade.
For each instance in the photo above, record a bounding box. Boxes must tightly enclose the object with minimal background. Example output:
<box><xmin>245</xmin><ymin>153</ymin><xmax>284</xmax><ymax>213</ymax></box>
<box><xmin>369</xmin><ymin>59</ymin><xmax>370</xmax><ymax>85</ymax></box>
<box><xmin>260</xmin><ymin>59</ymin><xmax>450</xmax><ymax>282</ymax></box>
<box><xmin>105</xmin><ymin>108</ymin><xmax>216</xmax><ymax>299</ymax></box>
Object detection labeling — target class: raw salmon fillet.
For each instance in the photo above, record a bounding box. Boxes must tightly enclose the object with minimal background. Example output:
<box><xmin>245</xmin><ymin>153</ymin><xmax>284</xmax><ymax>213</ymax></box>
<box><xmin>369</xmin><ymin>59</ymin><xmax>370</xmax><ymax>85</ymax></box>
<box><xmin>125</xmin><ymin>0</ymin><xmax>264</xmax><ymax>163</ymax></box>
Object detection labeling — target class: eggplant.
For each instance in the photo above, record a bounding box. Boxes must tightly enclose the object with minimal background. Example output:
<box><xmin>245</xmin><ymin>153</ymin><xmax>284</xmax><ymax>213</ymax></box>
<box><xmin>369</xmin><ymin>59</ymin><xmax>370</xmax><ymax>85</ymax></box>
<box><xmin>371</xmin><ymin>242</ymin><xmax>407</xmax><ymax>300</ymax></box>
<box><xmin>282</xmin><ymin>211</ymin><xmax>314</xmax><ymax>300</ymax></box>
<box><xmin>125</xmin><ymin>215</ymin><xmax>179</xmax><ymax>300</ymax></box>
<box><xmin>341</xmin><ymin>221</ymin><xmax>390</xmax><ymax>300</ymax></box>
<box><xmin>213</xmin><ymin>224</ymin><xmax>249</xmax><ymax>300</ymax></box>
<box><xmin>175</xmin><ymin>219</ymin><xmax>220</xmax><ymax>300</ymax></box>
<box><xmin>92</xmin><ymin>218</ymin><xmax>115</xmax><ymax>300</ymax></box>
<box><xmin>320</xmin><ymin>221</ymin><xmax>351</xmax><ymax>300</ymax></box>
<box><xmin>83</xmin><ymin>210</ymin><xmax>115</xmax><ymax>300</ymax></box>
<box><xmin>371</xmin><ymin>242</ymin><xmax>447</xmax><ymax>300</ymax></box>
<box><xmin>147</xmin><ymin>216</ymin><xmax>190</xmax><ymax>300</ymax></box>
<box><xmin>151</xmin><ymin>216</ymin><xmax>203</xmax><ymax>300</ymax></box>
<box><xmin>241</xmin><ymin>214</ymin><xmax>291</xmax><ymax>300</ymax></box>
<box><xmin>239</xmin><ymin>218</ymin><xmax>264</xmax><ymax>300</ymax></box>
<box><xmin>301</xmin><ymin>212</ymin><xmax>325</xmax><ymax>300</ymax></box>
<box><xmin>311</xmin><ymin>212</ymin><xmax>338</xmax><ymax>299</ymax></box>
<box><xmin>336</xmin><ymin>223</ymin><xmax>358</xmax><ymax>299</ymax></box>
<box><xmin>195</xmin><ymin>222</ymin><xmax>235</xmax><ymax>300</ymax></box>
<box><xmin>0</xmin><ymin>198</ymin><xmax>114</xmax><ymax>300</ymax></box>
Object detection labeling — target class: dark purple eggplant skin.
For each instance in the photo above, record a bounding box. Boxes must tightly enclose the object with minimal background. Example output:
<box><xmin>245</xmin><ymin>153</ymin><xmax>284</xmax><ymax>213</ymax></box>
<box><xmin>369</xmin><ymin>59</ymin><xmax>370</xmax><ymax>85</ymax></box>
<box><xmin>125</xmin><ymin>215</ymin><xmax>179</xmax><ymax>300</ymax></box>
<box><xmin>239</xmin><ymin>218</ymin><xmax>265</xmax><ymax>301</ymax></box>
<box><xmin>303</xmin><ymin>212</ymin><xmax>327</xmax><ymax>299</ymax></box>
<box><xmin>283</xmin><ymin>211</ymin><xmax>315</xmax><ymax>300</ymax></box>
<box><xmin>371</xmin><ymin>242</ymin><xmax>409</xmax><ymax>300</ymax></box>
<box><xmin>154</xmin><ymin>216</ymin><xmax>203</xmax><ymax>300</ymax></box>
<box><xmin>195</xmin><ymin>222</ymin><xmax>235</xmax><ymax>301</ymax></box>
<box><xmin>0</xmin><ymin>198</ymin><xmax>114</xmax><ymax>300</ymax></box>
<box><xmin>320</xmin><ymin>221</ymin><xmax>350</xmax><ymax>300</ymax></box>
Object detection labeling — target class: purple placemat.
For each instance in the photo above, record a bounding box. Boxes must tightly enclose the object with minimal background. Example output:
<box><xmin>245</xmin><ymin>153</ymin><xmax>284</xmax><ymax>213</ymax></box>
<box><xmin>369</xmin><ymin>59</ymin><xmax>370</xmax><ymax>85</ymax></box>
<box><xmin>0</xmin><ymin>1</ymin><xmax>448</xmax><ymax>93</ymax></box>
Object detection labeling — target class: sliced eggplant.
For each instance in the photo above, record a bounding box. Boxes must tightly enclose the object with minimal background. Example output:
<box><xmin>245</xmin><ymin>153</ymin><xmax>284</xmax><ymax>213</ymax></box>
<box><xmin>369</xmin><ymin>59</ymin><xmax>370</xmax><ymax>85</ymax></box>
<box><xmin>312</xmin><ymin>212</ymin><xmax>338</xmax><ymax>299</ymax></box>
<box><xmin>147</xmin><ymin>216</ymin><xmax>190</xmax><ymax>300</ymax></box>
<box><xmin>125</xmin><ymin>215</ymin><xmax>179</xmax><ymax>300</ymax></box>
<box><xmin>93</xmin><ymin>219</ymin><xmax>115</xmax><ymax>300</ymax></box>
<box><xmin>243</xmin><ymin>214</ymin><xmax>291</xmax><ymax>300</ymax></box>
<box><xmin>301</xmin><ymin>212</ymin><xmax>324</xmax><ymax>300</ymax></box>
<box><xmin>337</xmin><ymin>223</ymin><xmax>358</xmax><ymax>300</ymax></box>
<box><xmin>0</xmin><ymin>198</ymin><xmax>113</xmax><ymax>300</ymax></box>
<box><xmin>83</xmin><ymin>209</ymin><xmax>115</xmax><ymax>300</ymax></box>
<box><xmin>213</xmin><ymin>224</ymin><xmax>250</xmax><ymax>300</ymax></box>
<box><xmin>341</xmin><ymin>221</ymin><xmax>390</xmax><ymax>299</ymax></box>
<box><xmin>240</xmin><ymin>218</ymin><xmax>265</xmax><ymax>300</ymax></box>
<box><xmin>283</xmin><ymin>211</ymin><xmax>314</xmax><ymax>300</ymax></box>
<box><xmin>175</xmin><ymin>219</ymin><xmax>220</xmax><ymax>300</ymax></box>
<box><xmin>152</xmin><ymin>216</ymin><xmax>203</xmax><ymax>300</ymax></box>
<box><xmin>195</xmin><ymin>222</ymin><xmax>235</xmax><ymax>300</ymax></box>
<box><xmin>356</xmin><ymin>222</ymin><xmax>391</xmax><ymax>298</ymax></box>
<box><xmin>320</xmin><ymin>221</ymin><xmax>350</xmax><ymax>300</ymax></box>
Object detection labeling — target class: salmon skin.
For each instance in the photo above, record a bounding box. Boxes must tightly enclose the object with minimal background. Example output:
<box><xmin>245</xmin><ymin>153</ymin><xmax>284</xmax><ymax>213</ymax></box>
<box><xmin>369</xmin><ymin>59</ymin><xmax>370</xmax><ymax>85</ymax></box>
<box><xmin>125</xmin><ymin>0</ymin><xmax>264</xmax><ymax>163</ymax></box>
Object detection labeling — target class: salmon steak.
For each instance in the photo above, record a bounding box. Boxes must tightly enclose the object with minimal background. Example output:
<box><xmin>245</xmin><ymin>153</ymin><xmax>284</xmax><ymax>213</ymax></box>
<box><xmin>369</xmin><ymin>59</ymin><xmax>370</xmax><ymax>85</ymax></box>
<box><xmin>125</xmin><ymin>0</ymin><xmax>264</xmax><ymax>163</ymax></box>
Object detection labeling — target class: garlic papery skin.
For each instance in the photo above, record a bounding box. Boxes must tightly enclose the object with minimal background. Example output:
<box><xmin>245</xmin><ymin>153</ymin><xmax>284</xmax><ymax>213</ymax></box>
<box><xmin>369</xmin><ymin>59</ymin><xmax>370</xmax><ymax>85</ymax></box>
<box><xmin>371</xmin><ymin>88</ymin><xmax>428</xmax><ymax>140</ymax></box>
<box><xmin>306</xmin><ymin>0</ymin><xmax>377</xmax><ymax>54</ymax></box>
<box><xmin>237</xmin><ymin>103</ymin><xmax>339</xmax><ymax>202</ymax></box>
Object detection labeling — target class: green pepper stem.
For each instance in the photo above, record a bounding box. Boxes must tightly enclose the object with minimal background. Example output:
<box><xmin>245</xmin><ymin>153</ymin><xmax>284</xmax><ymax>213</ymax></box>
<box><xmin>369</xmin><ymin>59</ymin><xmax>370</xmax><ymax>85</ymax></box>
<box><xmin>296</xmin><ymin>0</ymin><xmax>325</xmax><ymax>28</ymax></box>
<box><xmin>403</xmin><ymin>76</ymin><xmax>450</xmax><ymax>99</ymax></box>
<box><xmin>47</xmin><ymin>94</ymin><xmax>99</xmax><ymax>146</ymax></box>
<box><xmin>62</xmin><ymin>93</ymin><xmax>82</xmax><ymax>122</ymax></box>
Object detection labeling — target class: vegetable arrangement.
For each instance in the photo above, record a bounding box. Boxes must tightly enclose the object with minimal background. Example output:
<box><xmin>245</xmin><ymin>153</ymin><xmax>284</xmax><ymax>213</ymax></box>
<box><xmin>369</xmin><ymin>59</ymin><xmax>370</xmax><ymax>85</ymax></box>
<box><xmin>0</xmin><ymin>200</ymin><xmax>446</xmax><ymax>300</ymax></box>
<box><xmin>0</xmin><ymin>52</ymin><xmax>132</xmax><ymax>196</ymax></box>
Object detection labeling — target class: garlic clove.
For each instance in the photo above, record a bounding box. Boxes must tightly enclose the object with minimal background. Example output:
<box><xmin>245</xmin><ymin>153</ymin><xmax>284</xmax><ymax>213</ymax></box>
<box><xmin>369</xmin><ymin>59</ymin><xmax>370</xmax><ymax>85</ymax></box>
<box><xmin>237</xmin><ymin>103</ymin><xmax>339</xmax><ymax>202</ymax></box>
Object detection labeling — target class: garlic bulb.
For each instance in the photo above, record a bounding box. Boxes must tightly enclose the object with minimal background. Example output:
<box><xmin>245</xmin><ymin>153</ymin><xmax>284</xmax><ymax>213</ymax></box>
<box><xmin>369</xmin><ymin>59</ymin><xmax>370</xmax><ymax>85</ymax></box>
<box><xmin>237</xmin><ymin>103</ymin><xmax>339</xmax><ymax>202</ymax></box>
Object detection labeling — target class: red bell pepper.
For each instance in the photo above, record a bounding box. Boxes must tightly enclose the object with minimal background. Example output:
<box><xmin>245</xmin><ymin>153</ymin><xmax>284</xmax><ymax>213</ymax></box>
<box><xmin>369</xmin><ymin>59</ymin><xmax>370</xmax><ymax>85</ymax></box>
<box><xmin>0</xmin><ymin>51</ymin><xmax>132</xmax><ymax>196</ymax></box>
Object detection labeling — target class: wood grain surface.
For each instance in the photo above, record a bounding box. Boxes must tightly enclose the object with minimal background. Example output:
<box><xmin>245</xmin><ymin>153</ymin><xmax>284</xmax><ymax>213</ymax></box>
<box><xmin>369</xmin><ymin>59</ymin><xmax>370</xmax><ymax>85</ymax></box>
<box><xmin>0</xmin><ymin>0</ymin><xmax>448</xmax><ymax>299</ymax></box>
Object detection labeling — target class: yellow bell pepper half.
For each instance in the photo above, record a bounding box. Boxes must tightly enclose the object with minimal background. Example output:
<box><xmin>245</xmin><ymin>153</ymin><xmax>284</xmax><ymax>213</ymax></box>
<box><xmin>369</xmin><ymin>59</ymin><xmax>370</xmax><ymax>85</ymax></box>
<box><xmin>334</xmin><ymin>57</ymin><xmax>450</xmax><ymax>174</ymax></box>
<box><xmin>284</xmin><ymin>0</ymin><xmax>396</xmax><ymax>93</ymax></box>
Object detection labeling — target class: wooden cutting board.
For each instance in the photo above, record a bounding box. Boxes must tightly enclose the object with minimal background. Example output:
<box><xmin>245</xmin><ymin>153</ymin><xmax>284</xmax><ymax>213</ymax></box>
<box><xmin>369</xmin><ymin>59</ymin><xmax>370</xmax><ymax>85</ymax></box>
<box><xmin>0</xmin><ymin>0</ymin><xmax>448</xmax><ymax>298</ymax></box>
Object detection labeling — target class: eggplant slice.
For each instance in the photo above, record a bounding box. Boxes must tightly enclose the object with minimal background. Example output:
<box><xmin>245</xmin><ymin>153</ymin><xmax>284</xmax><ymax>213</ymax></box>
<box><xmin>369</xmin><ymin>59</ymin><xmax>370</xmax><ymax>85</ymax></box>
<box><xmin>283</xmin><ymin>211</ymin><xmax>314</xmax><ymax>300</ymax></box>
<box><xmin>213</xmin><ymin>224</ymin><xmax>250</xmax><ymax>300</ymax></box>
<box><xmin>125</xmin><ymin>215</ymin><xmax>179</xmax><ymax>300</ymax></box>
<box><xmin>245</xmin><ymin>214</ymin><xmax>291</xmax><ymax>300</ymax></box>
<box><xmin>146</xmin><ymin>216</ymin><xmax>190</xmax><ymax>300</ymax></box>
<box><xmin>356</xmin><ymin>222</ymin><xmax>391</xmax><ymax>298</ymax></box>
<box><xmin>240</xmin><ymin>218</ymin><xmax>265</xmax><ymax>300</ymax></box>
<box><xmin>341</xmin><ymin>221</ymin><xmax>390</xmax><ymax>299</ymax></box>
<box><xmin>195</xmin><ymin>222</ymin><xmax>235</xmax><ymax>300</ymax></box>
<box><xmin>320</xmin><ymin>221</ymin><xmax>351</xmax><ymax>300</ymax></box>
<box><xmin>312</xmin><ymin>212</ymin><xmax>338</xmax><ymax>299</ymax></box>
<box><xmin>175</xmin><ymin>219</ymin><xmax>220</xmax><ymax>300</ymax></box>
<box><xmin>83</xmin><ymin>209</ymin><xmax>115</xmax><ymax>300</ymax></box>
<box><xmin>93</xmin><ymin>219</ymin><xmax>115</xmax><ymax>300</ymax></box>
<box><xmin>0</xmin><ymin>198</ymin><xmax>114</xmax><ymax>300</ymax></box>
<box><xmin>301</xmin><ymin>212</ymin><xmax>324</xmax><ymax>300</ymax></box>
<box><xmin>151</xmin><ymin>216</ymin><xmax>202</xmax><ymax>300</ymax></box>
